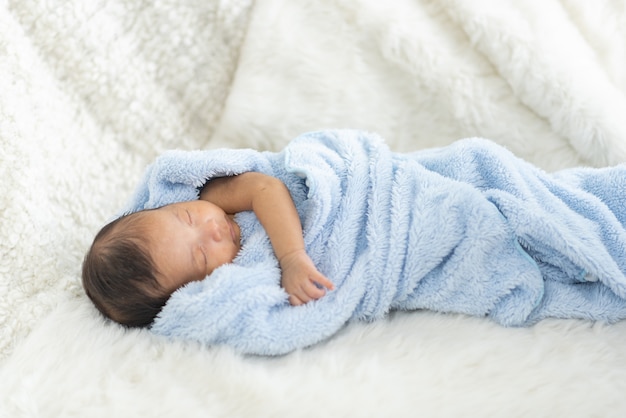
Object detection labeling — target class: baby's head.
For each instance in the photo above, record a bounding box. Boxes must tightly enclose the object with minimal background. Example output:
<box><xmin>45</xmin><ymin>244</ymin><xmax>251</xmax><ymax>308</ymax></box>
<box><xmin>81</xmin><ymin>211</ymin><xmax>167</xmax><ymax>327</ymax></box>
<box><xmin>82</xmin><ymin>200</ymin><xmax>241</xmax><ymax>327</ymax></box>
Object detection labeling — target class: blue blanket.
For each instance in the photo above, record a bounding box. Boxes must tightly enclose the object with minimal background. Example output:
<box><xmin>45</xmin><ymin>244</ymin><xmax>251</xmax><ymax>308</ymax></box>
<box><xmin>123</xmin><ymin>130</ymin><xmax>626</xmax><ymax>355</ymax></box>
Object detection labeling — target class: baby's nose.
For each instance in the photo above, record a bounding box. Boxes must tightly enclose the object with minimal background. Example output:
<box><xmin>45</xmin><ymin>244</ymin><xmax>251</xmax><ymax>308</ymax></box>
<box><xmin>207</xmin><ymin>219</ymin><xmax>224</xmax><ymax>241</ymax></box>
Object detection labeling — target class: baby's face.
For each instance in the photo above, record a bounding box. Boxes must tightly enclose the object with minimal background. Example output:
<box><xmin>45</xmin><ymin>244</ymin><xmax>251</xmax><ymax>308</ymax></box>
<box><xmin>140</xmin><ymin>200</ymin><xmax>241</xmax><ymax>293</ymax></box>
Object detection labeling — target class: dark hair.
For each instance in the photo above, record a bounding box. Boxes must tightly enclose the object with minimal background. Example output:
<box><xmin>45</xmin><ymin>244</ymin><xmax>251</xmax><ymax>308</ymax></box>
<box><xmin>82</xmin><ymin>212</ymin><xmax>170</xmax><ymax>328</ymax></box>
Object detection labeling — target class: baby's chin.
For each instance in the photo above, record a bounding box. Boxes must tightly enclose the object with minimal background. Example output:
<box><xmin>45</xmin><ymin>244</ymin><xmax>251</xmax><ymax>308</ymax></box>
<box><xmin>229</xmin><ymin>216</ymin><xmax>242</xmax><ymax>245</ymax></box>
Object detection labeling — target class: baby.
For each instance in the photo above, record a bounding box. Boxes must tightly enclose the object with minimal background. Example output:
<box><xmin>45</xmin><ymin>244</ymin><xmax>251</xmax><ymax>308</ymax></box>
<box><xmin>82</xmin><ymin>130</ymin><xmax>626</xmax><ymax>355</ymax></box>
<box><xmin>82</xmin><ymin>171</ymin><xmax>334</xmax><ymax>328</ymax></box>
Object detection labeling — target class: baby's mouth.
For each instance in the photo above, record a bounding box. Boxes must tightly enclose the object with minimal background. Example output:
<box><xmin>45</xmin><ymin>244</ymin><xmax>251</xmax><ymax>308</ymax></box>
<box><xmin>226</xmin><ymin>216</ymin><xmax>237</xmax><ymax>244</ymax></box>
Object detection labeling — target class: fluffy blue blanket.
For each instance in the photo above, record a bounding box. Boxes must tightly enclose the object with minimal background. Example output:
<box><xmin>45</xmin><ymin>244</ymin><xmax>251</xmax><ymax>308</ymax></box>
<box><xmin>123</xmin><ymin>130</ymin><xmax>626</xmax><ymax>355</ymax></box>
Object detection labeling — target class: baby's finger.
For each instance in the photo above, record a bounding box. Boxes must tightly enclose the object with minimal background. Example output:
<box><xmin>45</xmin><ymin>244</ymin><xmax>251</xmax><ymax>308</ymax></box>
<box><xmin>303</xmin><ymin>280</ymin><xmax>327</xmax><ymax>300</ymax></box>
<box><xmin>291</xmin><ymin>284</ymin><xmax>317</xmax><ymax>304</ymax></box>
<box><xmin>289</xmin><ymin>294</ymin><xmax>304</xmax><ymax>306</ymax></box>
<box><xmin>313</xmin><ymin>273</ymin><xmax>334</xmax><ymax>290</ymax></box>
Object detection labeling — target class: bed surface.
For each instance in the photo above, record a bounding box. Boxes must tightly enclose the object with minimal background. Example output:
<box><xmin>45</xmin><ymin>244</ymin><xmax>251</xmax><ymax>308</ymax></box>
<box><xmin>1</xmin><ymin>0</ymin><xmax>625</xmax><ymax>416</ymax></box>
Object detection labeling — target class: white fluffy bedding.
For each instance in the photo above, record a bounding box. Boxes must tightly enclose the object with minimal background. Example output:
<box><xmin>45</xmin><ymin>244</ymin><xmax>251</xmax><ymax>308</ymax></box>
<box><xmin>1</xmin><ymin>0</ymin><xmax>626</xmax><ymax>416</ymax></box>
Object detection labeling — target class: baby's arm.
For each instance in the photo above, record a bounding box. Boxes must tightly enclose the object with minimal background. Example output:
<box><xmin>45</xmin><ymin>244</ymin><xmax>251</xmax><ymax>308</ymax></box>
<box><xmin>199</xmin><ymin>172</ymin><xmax>334</xmax><ymax>305</ymax></box>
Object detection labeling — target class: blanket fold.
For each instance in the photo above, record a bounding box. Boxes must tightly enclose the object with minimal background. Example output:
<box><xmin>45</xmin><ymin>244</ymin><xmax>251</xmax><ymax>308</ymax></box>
<box><xmin>123</xmin><ymin>130</ymin><xmax>626</xmax><ymax>355</ymax></box>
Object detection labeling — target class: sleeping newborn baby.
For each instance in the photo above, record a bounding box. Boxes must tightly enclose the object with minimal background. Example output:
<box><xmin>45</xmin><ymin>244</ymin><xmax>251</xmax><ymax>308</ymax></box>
<box><xmin>82</xmin><ymin>130</ymin><xmax>626</xmax><ymax>355</ymax></box>
<box><xmin>83</xmin><ymin>172</ymin><xmax>333</xmax><ymax>328</ymax></box>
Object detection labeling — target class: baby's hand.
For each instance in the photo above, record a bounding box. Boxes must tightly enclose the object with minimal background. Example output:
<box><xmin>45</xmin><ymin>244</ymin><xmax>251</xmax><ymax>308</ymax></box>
<box><xmin>279</xmin><ymin>249</ymin><xmax>334</xmax><ymax>306</ymax></box>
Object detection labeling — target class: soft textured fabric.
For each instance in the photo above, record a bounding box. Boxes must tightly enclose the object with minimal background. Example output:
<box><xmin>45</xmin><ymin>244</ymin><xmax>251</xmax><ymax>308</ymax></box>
<box><xmin>122</xmin><ymin>130</ymin><xmax>626</xmax><ymax>355</ymax></box>
<box><xmin>4</xmin><ymin>1</ymin><xmax>626</xmax><ymax>414</ymax></box>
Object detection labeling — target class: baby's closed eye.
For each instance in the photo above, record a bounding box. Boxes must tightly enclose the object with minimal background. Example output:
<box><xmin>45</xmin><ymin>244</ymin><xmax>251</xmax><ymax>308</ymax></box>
<box><xmin>202</xmin><ymin>248</ymin><xmax>209</xmax><ymax>267</ymax></box>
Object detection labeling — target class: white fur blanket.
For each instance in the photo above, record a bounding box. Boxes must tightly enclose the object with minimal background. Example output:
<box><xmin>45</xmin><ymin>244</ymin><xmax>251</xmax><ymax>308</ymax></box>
<box><xmin>1</xmin><ymin>0</ymin><xmax>626</xmax><ymax>416</ymax></box>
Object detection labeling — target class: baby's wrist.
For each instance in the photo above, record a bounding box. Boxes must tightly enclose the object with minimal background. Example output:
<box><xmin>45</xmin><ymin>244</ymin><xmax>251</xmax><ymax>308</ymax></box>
<box><xmin>278</xmin><ymin>248</ymin><xmax>306</xmax><ymax>265</ymax></box>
